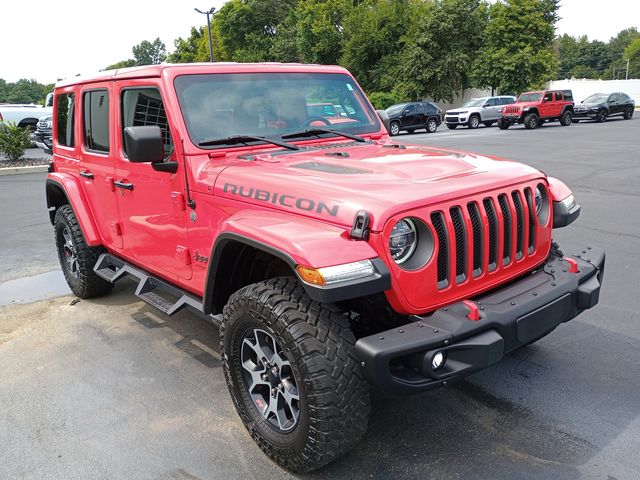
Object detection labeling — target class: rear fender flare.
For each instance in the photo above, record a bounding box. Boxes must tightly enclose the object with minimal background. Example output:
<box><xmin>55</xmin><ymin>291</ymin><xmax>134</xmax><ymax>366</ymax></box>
<box><xmin>46</xmin><ymin>174</ymin><xmax>102</xmax><ymax>246</ymax></box>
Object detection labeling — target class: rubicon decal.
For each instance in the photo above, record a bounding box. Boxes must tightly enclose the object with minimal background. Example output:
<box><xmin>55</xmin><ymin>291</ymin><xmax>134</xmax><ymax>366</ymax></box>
<box><xmin>223</xmin><ymin>183</ymin><xmax>339</xmax><ymax>217</ymax></box>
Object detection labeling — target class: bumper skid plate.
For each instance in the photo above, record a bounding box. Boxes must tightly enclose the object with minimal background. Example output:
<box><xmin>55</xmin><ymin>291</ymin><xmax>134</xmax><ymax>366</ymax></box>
<box><xmin>355</xmin><ymin>246</ymin><xmax>605</xmax><ymax>394</ymax></box>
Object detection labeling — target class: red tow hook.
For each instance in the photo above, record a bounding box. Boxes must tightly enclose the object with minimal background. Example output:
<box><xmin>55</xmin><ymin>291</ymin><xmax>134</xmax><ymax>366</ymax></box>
<box><xmin>462</xmin><ymin>300</ymin><xmax>480</xmax><ymax>321</ymax></box>
<box><xmin>564</xmin><ymin>257</ymin><xmax>580</xmax><ymax>273</ymax></box>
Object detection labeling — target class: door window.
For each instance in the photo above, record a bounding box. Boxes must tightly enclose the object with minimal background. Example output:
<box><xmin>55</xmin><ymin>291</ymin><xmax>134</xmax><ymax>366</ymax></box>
<box><xmin>121</xmin><ymin>87</ymin><xmax>174</xmax><ymax>159</ymax></box>
<box><xmin>543</xmin><ymin>92</ymin><xmax>553</xmax><ymax>102</ymax></box>
<box><xmin>83</xmin><ymin>90</ymin><xmax>110</xmax><ymax>153</ymax></box>
<box><xmin>56</xmin><ymin>93</ymin><xmax>75</xmax><ymax>147</ymax></box>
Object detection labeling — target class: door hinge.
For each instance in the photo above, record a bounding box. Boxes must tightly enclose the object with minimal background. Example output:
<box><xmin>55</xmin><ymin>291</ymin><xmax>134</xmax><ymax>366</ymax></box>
<box><xmin>171</xmin><ymin>191</ymin><xmax>186</xmax><ymax>211</ymax></box>
<box><xmin>111</xmin><ymin>221</ymin><xmax>121</xmax><ymax>237</ymax></box>
<box><xmin>106</xmin><ymin>176</ymin><xmax>115</xmax><ymax>192</ymax></box>
<box><xmin>176</xmin><ymin>245</ymin><xmax>191</xmax><ymax>265</ymax></box>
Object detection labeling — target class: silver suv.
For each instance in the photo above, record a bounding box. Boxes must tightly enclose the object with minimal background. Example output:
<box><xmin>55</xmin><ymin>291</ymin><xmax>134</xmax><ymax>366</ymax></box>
<box><xmin>445</xmin><ymin>96</ymin><xmax>516</xmax><ymax>129</ymax></box>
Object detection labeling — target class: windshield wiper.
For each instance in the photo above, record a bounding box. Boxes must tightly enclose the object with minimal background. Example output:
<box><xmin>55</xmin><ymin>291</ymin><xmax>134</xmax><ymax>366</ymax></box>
<box><xmin>281</xmin><ymin>128</ymin><xmax>366</xmax><ymax>143</ymax></box>
<box><xmin>198</xmin><ymin>135</ymin><xmax>299</xmax><ymax>150</ymax></box>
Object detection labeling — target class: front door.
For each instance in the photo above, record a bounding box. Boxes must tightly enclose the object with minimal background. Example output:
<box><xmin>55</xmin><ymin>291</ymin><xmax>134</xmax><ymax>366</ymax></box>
<box><xmin>114</xmin><ymin>84</ymin><xmax>192</xmax><ymax>280</ymax></box>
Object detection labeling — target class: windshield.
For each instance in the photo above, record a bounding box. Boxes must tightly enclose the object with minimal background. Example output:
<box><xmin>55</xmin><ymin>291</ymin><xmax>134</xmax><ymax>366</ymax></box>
<box><xmin>583</xmin><ymin>94</ymin><xmax>608</xmax><ymax>103</ymax></box>
<box><xmin>462</xmin><ymin>98</ymin><xmax>486</xmax><ymax>107</ymax></box>
<box><xmin>174</xmin><ymin>73</ymin><xmax>380</xmax><ymax>147</ymax></box>
<box><xmin>385</xmin><ymin>104</ymin><xmax>408</xmax><ymax>115</ymax></box>
<box><xmin>518</xmin><ymin>93</ymin><xmax>543</xmax><ymax>102</ymax></box>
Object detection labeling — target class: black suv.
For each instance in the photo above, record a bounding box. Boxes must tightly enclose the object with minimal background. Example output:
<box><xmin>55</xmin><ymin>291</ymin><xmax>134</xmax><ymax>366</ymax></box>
<box><xmin>573</xmin><ymin>92</ymin><xmax>635</xmax><ymax>122</ymax></box>
<box><xmin>385</xmin><ymin>101</ymin><xmax>442</xmax><ymax>135</ymax></box>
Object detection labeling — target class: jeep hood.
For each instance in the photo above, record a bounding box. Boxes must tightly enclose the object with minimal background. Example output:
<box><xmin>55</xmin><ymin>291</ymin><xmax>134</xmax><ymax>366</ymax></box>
<box><xmin>208</xmin><ymin>143</ymin><xmax>544</xmax><ymax>231</ymax></box>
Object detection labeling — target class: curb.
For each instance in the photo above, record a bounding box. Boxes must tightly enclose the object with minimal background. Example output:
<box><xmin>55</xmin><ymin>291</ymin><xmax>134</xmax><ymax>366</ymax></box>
<box><xmin>0</xmin><ymin>165</ymin><xmax>49</xmax><ymax>176</ymax></box>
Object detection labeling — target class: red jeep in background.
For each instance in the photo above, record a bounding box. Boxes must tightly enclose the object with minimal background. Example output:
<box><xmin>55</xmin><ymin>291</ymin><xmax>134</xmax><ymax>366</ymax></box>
<box><xmin>499</xmin><ymin>90</ymin><xmax>575</xmax><ymax>129</ymax></box>
<box><xmin>46</xmin><ymin>64</ymin><xmax>603</xmax><ymax>472</ymax></box>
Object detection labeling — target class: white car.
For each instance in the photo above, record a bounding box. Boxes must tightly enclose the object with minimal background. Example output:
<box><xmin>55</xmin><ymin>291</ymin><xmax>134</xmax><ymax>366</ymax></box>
<box><xmin>445</xmin><ymin>96</ymin><xmax>516</xmax><ymax>129</ymax></box>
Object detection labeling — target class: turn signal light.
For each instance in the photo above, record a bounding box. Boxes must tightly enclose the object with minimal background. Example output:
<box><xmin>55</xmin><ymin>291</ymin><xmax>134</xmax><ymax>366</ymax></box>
<box><xmin>296</xmin><ymin>266</ymin><xmax>326</xmax><ymax>285</ymax></box>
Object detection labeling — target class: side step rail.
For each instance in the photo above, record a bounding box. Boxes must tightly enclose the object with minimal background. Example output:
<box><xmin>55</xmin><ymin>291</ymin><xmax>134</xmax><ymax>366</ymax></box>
<box><xmin>94</xmin><ymin>253</ymin><xmax>219</xmax><ymax>325</ymax></box>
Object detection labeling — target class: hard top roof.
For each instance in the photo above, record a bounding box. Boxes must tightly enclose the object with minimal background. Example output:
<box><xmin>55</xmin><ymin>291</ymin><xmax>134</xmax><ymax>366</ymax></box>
<box><xmin>55</xmin><ymin>62</ymin><xmax>350</xmax><ymax>88</ymax></box>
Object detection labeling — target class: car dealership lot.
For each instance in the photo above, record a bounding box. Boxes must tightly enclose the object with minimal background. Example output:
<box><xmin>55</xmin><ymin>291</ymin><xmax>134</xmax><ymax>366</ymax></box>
<box><xmin>1</xmin><ymin>117</ymin><xmax>639</xmax><ymax>479</ymax></box>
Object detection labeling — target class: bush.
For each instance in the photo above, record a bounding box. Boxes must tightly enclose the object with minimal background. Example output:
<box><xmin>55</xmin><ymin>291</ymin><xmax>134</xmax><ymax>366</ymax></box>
<box><xmin>367</xmin><ymin>91</ymin><xmax>406</xmax><ymax>110</ymax></box>
<box><xmin>0</xmin><ymin>121</ymin><xmax>31</xmax><ymax>162</ymax></box>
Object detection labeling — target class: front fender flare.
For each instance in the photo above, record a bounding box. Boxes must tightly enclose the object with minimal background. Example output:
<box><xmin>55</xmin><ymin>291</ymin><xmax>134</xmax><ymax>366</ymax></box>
<box><xmin>46</xmin><ymin>173</ymin><xmax>102</xmax><ymax>246</ymax></box>
<box><xmin>203</xmin><ymin>210</ymin><xmax>391</xmax><ymax>312</ymax></box>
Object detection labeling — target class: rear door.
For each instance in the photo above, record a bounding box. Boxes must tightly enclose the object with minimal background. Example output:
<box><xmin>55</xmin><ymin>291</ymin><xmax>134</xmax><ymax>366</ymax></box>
<box><xmin>608</xmin><ymin>93</ymin><xmax>622</xmax><ymax>115</ymax></box>
<box><xmin>401</xmin><ymin>104</ymin><xmax>419</xmax><ymax>128</ymax></box>
<box><xmin>484</xmin><ymin>97</ymin><xmax>500</xmax><ymax>121</ymax></box>
<box><xmin>77</xmin><ymin>85</ymin><xmax>122</xmax><ymax>249</ymax></box>
<box><xmin>114</xmin><ymin>82</ymin><xmax>192</xmax><ymax>280</ymax></box>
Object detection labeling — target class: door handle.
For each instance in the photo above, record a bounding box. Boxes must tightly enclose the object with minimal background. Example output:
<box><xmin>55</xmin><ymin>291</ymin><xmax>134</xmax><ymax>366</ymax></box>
<box><xmin>114</xmin><ymin>180</ymin><xmax>134</xmax><ymax>191</ymax></box>
<box><xmin>79</xmin><ymin>170</ymin><xmax>94</xmax><ymax>179</ymax></box>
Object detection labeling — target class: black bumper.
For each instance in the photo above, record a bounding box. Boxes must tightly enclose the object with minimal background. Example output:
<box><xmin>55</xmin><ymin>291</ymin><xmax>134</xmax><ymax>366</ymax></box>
<box><xmin>355</xmin><ymin>246</ymin><xmax>605</xmax><ymax>394</ymax></box>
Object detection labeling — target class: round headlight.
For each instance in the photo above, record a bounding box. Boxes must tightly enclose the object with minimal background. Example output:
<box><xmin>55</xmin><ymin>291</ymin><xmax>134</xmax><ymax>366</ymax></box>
<box><xmin>389</xmin><ymin>219</ymin><xmax>417</xmax><ymax>264</ymax></box>
<box><xmin>534</xmin><ymin>183</ymin><xmax>550</xmax><ymax>225</ymax></box>
<box><xmin>535</xmin><ymin>186</ymin><xmax>543</xmax><ymax>215</ymax></box>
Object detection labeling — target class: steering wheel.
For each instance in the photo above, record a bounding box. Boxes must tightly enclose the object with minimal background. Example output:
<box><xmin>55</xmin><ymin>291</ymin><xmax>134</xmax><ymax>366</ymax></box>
<box><xmin>302</xmin><ymin>116</ymin><xmax>332</xmax><ymax>127</ymax></box>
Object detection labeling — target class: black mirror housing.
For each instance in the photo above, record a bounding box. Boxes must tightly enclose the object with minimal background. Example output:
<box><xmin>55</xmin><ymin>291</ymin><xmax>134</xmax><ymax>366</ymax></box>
<box><xmin>124</xmin><ymin>126</ymin><xmax>165</xmax><ymax>163</ymax></box>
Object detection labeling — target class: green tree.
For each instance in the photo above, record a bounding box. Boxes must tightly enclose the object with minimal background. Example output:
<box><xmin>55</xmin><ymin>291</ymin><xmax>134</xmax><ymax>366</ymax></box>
<box><xmin>472</xmin><ymin>0</ymin><xmax>559</xmax><ymax>95</ymax></box>
<box><xmin>624</xmin><ymin>38</ymin><xmax>640</xmax><ymax>78</ymax></box>
<box><xmin>132</xmin><ymin>37</ymin><xmax>167</xmax><ymax>65</ymax></box>
<box><xmin>104</xmin><ymin>59</ymin><xmax>137</xmax><ymax>70</ymax></box>
<box><xmin>403</xmin><ymin>0</ymin><xmax>489</xmax><ymax>102</ymax></box>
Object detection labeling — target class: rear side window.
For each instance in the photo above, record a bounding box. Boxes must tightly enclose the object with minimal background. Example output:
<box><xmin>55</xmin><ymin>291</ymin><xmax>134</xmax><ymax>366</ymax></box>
<box><xmin>83</xmin><ymin>90</ymin><xmax>110</xmax><ymax>153</ymax></box>
<box><xmin>503</xmin><ymin>97</ymin><xmax>516</xmax><ymax>105</ymax></box>
<box><xmin>121</xmin><ymin>87</ymin><xmax>174</xmax><ymax>158</ymax></box>
<box><xmin>56</xmin><ymin>93</ymin><xmax>75</xmax><ymax>147</ymax></box>
<box><xmin>555</xmin><ymin>92</ymin><xmax>564</xmax><ymax>101</ymax></box>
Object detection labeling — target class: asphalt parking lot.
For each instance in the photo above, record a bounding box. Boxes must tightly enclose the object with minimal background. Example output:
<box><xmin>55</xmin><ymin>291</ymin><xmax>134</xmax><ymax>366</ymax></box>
<box><xmin>1</xmin><ymin>117</ymin><xmax>639</xmax><ymax>479</ymax></box>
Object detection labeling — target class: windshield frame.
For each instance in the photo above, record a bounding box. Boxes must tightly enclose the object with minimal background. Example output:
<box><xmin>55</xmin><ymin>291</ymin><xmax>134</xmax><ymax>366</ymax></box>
<box><xmin>173</xmin><ymin>72</ymin><xmax>381</xmax><ymax>150</ymax></box>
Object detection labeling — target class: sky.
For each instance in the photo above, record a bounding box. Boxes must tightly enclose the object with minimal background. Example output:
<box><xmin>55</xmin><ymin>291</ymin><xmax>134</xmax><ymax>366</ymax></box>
<box><xmin>1</xmin><ymin>0</ymin><xmax>639</xmax><ymax>85</ymax></box>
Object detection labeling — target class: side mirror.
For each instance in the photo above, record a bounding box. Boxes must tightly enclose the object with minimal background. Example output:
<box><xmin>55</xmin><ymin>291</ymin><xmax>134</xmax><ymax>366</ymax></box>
<box><xmin>124</xmin><ymin>126</ymin><xmax>165</xmax><ymax>163</ymax></box>
<box><xmin>376</xmin><ymin>109</ymin><xmax>391</xmax><ymax>133</ymax></box>
<box><xmin>482</xmin><ymin>103</ymin><xmax>489</xmax><ymax>108</ymax></box>
<box><xmin>609</xmin><ymin>99</ymin><xmax>615</xmax><ymax>104</ymax></box>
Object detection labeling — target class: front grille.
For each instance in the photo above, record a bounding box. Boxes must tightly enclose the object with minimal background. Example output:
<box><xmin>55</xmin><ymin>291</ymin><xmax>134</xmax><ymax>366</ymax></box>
<box><xmin>502</xmin><ymin>106</ymin><xmax>520</xmax><ymax>115</ymax></box>
<box><xmin>431</xmin><ymin>186</ymin><xmax>539</xmax><ymax>289</ymax></box>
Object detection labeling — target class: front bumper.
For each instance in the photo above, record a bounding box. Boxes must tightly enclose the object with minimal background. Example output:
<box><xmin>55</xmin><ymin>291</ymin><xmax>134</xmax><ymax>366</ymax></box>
<box><xmin>501</xmin><ymin>113</ymin><xmax>524</xmax><ymax>124</ymax></box>
<box><xmin>573</xmin><ymin>110</ymin><xmax>598</xmax><ymax>120</ymax></box>
<box><xmin>355</xmin><ymin>246</ymin><xmax>605</xmax><ymax>394</ymax></box>
<box><xmin>34</xmin><ymin>132</ymin><xmax>52</xmax><ymax>153</ymax></box>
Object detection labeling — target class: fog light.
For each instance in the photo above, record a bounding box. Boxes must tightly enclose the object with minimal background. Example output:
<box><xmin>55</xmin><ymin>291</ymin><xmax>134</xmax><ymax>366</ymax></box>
<box><xmin>432</xmin><ymin>351</ymin><xmax>446</xmax><ymax>370</ymax></box>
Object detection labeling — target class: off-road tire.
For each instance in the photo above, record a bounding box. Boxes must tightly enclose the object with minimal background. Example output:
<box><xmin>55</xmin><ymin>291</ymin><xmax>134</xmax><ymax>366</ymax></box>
<box><xmin>220</xmin><ymin>277</ymin><xmax>370</xmax><ymax>473</ymax></box>
<box><xmin>483</xmin><ymin>121</ymin><xmax>495</xmax><ymax>127</ymax></box>
<box><xmin>524</xmin><ymin>113</ymin><xmax>539</xmax><ymax>129</ymax></box>
<box><xmin>54</xmin><ymin>205</ymin><xmax>113</xmax><ymax>298</ymax></box>
<box><xmin>426</xmin><ymin>118</ymin><xmax>438</xmax><ymax>133</ymax></box>
<box><xmin>559</xmin><ymin>110</ymin><xmax>573</xmax><ymax>126</ymax></box>
<box><xmin>467</xmin><ymin>114</ymin><xmax>480</xmax><ymax>129</ymax></box>
<box><xmin>498</xmin><ymin>118</ymin><xmax>510</xmax><ymax>130</ymax></box>
<box><xmin>596</xmin><ymin>109</ymin><xmax>608</xmax><ymax>123</ymax></box>
<box><xmin>446</xmin><ymin>124</ymin><xmax>457</xmax><ymax>130</ymax></box>
<box><xmin>623</xmin><ymin>107</ymin><xmax>634</xmax><ymax>120</ymax></box>
<box><xmin>389</xmin><ymin>121</ymin><xmax>401</xmax><ymax>136</ymax></box>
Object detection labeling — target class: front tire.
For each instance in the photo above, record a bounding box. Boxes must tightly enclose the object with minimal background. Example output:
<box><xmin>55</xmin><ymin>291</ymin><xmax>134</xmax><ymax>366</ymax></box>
<box><xmin>54</xmin><ymin>205</ymin><xmax>113</xmax><ymax>298</ymax></box>
<box><xmin>524</xmin><ymin>113</ymin><xmax>539</xmax><ymax>129</ymax></box>
<box><xmin>498</xmin><ymin>118</ymin><xmax>510</xmax><ymax>130</ymax></box>
<box><xmin>467</xmin><ymin>115</ymin><xmax>480</xmax><ymax>129</ymax></box>
<box><xmin>596</xmin><ymin>109</ymin><xmax>608</xmax><ymax>123</ymax></box>
<box><xmin>221</xmin><ymin>277</ymin><xmax>370</xmax><ymax>473</ymax></box>
<box><xmin>389</xmin><ymin>121</ymin><xmax>401</xmax><ymax>136</ymax></box>
<box><xmin>426</xmin><ymin>118</ymin><xmax>438</xmax><ymax>133</ymax></box>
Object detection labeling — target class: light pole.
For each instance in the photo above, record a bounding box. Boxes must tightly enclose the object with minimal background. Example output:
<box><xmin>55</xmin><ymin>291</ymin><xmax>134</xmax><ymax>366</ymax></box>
<box><xmin>195</xmin><ymin>7</ymin><xmax>216</xmax><ymax>62</ymax></box>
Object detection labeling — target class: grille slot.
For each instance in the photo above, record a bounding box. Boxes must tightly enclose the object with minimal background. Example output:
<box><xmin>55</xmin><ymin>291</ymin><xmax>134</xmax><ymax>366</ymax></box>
<box><xmin>450</xmin><ymin>207</ymin><xmax>467</xmax><ymax>282</ymax></box>
<box><xmin>512</xmin><ymin>191</ymin><xmax>525</xmax><ymax>260</ymax></box>
<box><xmin>468</xmin><ymin>202</ymin><xmax>483</xmax><ymax>277</ymax></box>
<box><xmin>431</xmin><ymin>212</ymin><xmax>449</xmax><ymax>288</ymax></box>
<box><xmin>483</xmin><ymin>198</ymin><xmax>498</xmax><ymax>271</ymax></box>
<box><xmin>498</xmin><ymin>194</ymin><xmax>512</xmax><ymax>265</ymax></box>
<box><xmin>524</xmin><ymin>188</ymin><xmax>536</xmax><ymax>253</ymax></box>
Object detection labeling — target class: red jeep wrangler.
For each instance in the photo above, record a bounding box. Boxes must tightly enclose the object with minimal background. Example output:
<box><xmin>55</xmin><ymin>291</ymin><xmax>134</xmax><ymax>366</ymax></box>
<box><xmin>499</xmin><ymin>89</ymin><xmax>575</xmax><ymax>129</ymax></box>
<box><xmin>46</xmin><ymin>64</ymin><xmax>604</xmax><ymax>472</ymax></box>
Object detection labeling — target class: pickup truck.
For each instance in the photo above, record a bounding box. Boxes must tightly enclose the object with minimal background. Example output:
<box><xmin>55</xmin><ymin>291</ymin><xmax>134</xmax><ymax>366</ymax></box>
<box><xmin>0</xmin><ymin>93</ymin><xmax>53</xmax><ymax>132</ymax></box>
